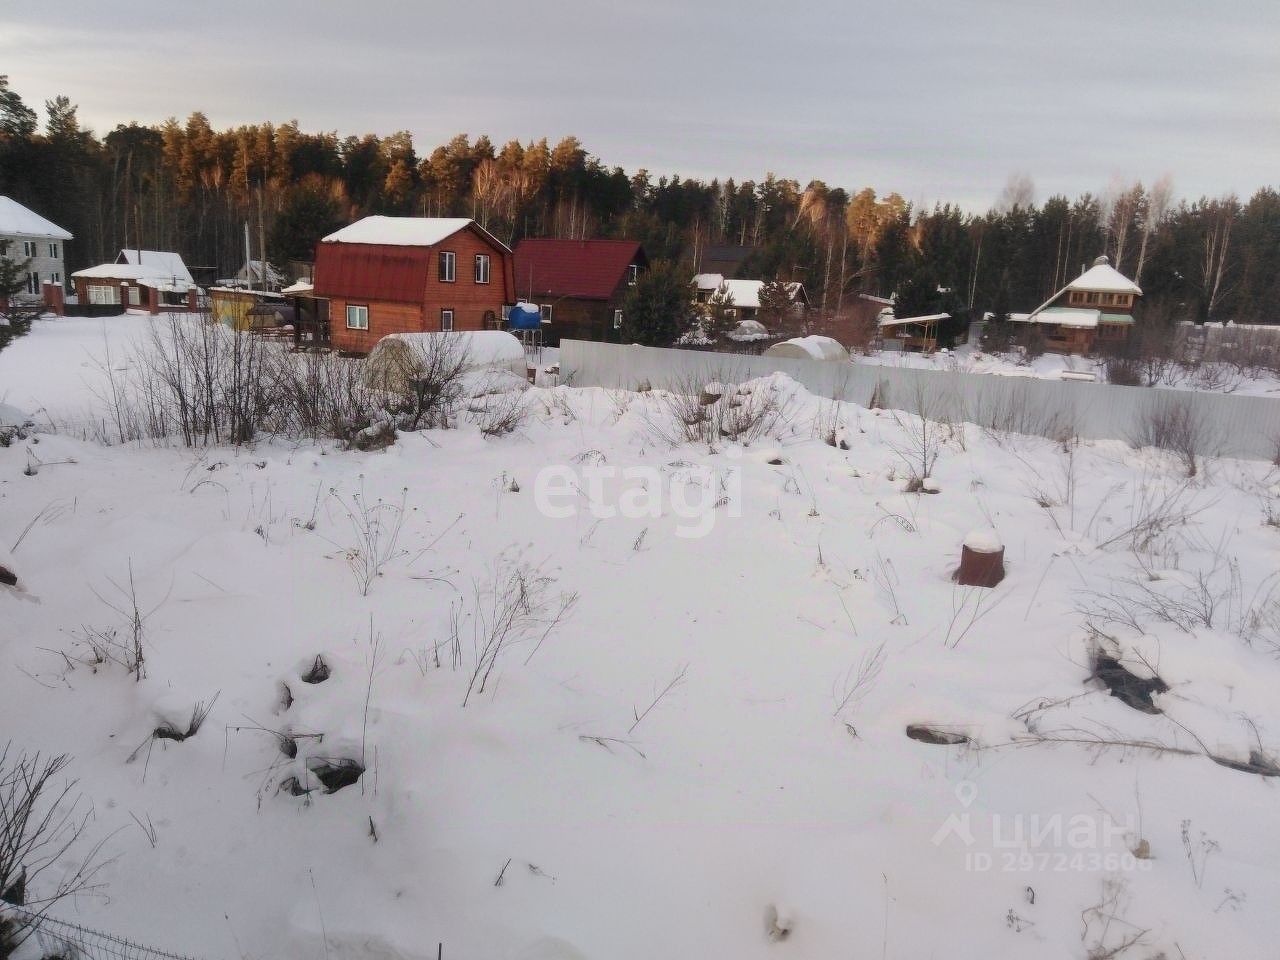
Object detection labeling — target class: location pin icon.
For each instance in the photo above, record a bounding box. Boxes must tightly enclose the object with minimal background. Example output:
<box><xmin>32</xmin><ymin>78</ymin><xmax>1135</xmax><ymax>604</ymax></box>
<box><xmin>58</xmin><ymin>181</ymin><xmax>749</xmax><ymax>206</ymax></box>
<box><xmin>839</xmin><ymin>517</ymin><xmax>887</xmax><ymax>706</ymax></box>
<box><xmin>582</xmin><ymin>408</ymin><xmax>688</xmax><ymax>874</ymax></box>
<box><xmin>955</xmin><ymin>781</ymin><xmax>978</xmax><ymax>808</ymax></box>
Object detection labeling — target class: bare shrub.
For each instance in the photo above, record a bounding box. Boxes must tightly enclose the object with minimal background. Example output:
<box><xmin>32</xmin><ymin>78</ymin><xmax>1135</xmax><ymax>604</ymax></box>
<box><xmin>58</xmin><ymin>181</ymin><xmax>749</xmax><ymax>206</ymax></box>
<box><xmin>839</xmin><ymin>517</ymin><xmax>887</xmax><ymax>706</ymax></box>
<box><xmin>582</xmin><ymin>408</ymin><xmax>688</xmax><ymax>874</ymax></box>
<box><xmin>137</xmin><ymin>314</ymin><xmax>282</xmax><ymax>446</ymax></box>
<box><xmin>65</xmin><ymin>561</ymin><xmax>156</xmax><ymax>682</ymax></box>
<box><xmin>1103</xmin><ymin>354</ymin><xmax>1142</xmax><ymax>387</ymax></box>
<box><xmin>1089</xmin><ymin>474</ymin><xmax>1200</xmax><ymax>555</ymax></box>
<box><xmin>461</xmin><ymin>556</ymin><xmax>579</xmax><ymax>706</ymax></box>
<box><xmin>886</xmin><ymin>384</ymin><xmax>946</xmax><ymax>486</ymax></box>
<box><xmin>274</xmin><ymin>350</ymin><xmax>381</xmax><ymax>446</ymax></box>
<box><xmin>1129</xmin><ymin>394</ymin><xmax>1211</xmax><ymax>477</ymax></box>
<box><xmin>641</xmin><ymin>370</ymin><xmax>795</xmax><ymax>447</ymax></box>
<box><xmin>0</xmin><ymin>746</ymin><xmax>110</xmax><ymax>952</ymax></box>
<box><xmin>321</xmin><ymin>486</ymin><xmax>409</xmax><ymax>596</ymax></box>
<box><xmin>466</xmin><ymin>386</ymin><xmax>530</xmax><ymax>437</ymax></box>
<box><xmin>364</xmin><ymin>334</ymin><xmax>472</xmax><ymax>431</ymax></box>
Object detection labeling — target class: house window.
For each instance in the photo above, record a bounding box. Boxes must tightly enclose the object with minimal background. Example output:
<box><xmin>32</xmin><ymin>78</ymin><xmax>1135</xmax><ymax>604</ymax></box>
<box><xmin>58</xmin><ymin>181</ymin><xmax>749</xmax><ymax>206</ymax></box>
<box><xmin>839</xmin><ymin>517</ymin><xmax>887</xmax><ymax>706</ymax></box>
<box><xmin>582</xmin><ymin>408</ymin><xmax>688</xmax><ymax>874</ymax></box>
<box><xmin>346</xmin><ymin>304</ymin><xmax>369</xmax><ymax>330</ymax></box>
<box><xmin>25</xmin><ymin>271</ymin><xmax>39</xmax><ymax>295</ymax></box>
<box><xmin>613</xmin><ymin>309</ymin><xmax>623</xmax><ymax>330</ymax></box>
<box><xmin>628</xmin><ymin>263</ymin><xmax>638</xmax><ymax>286</ymax></box>
<box><xmin>127</xmin><ymin>285</ymin><xmax>141</xmax><ymax>306</ymax></box>
<box><xmin>440</xmin><ymin>308</ymin><xmax>454</xmax><ymax>331</ymax></box>
<box><xmin>87</xmin><ymin>284</ymin><xmax>119</xmax><ymax>305</ymax></box>
<box><xmin>48</xmin><ymin>242</ymin><xmax>59</xmax><ymax>259</ymax></box>
<box><xmin>22</xmin><ymin>241</ymin><xmax>36</xmax><ymax>258</ymax></box>
<box><xmin>474</xmin><ymin>254</ymin><xmax>490</xmax><ymax>284</ymax></box>
<box><xmin>438</xmin><ymin>251</ymin><xmax>456</xmax><ymax>282</ymax></box>
<box><xmin>50</xmin><ymin>272</ymin><xmax>61</xmax><ymax>286</ymax></box>
<box><xmin>1086</xmin><ymin>292</ymin><xmax>1100</xmax><ymax>305</ymax></box>
<box><xmin>540</xmin><ymin>303</ymin><xmax>553</xmax><ymax>323</ymax></box>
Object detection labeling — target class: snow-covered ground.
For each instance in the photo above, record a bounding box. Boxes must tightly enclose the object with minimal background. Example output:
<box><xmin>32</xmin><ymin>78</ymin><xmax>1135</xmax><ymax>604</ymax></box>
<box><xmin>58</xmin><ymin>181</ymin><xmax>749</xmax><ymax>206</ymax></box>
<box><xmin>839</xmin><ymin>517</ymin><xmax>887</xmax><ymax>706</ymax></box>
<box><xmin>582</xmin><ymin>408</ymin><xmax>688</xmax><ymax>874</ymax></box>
<box><xmin>859</xmin><ymin>344</ymin><xmax>1280</xmax><ymax>396</ymax></box>
<box><xmin>3</xmin><ymin>315</ymin><xmax>1280</xmax><ymax>959</ymax></box>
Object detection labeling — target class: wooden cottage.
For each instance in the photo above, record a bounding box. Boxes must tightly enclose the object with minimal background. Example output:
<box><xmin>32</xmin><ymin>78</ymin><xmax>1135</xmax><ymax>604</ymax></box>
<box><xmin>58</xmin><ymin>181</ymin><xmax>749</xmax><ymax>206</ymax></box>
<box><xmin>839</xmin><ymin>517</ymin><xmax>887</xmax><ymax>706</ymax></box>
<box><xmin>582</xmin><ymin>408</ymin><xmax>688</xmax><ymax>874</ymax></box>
<box><xmin>1013</xmin><ymin>255</ymin><xmax>1141</xmax><ymax>354</ymax></box>
<box><xmin>71</xmin><ymin>249</ymin><xmax>199</xmax><ymax>313</ymax></box>
<box><xmin>511</xmin><ymin>239</ymin><xmax>647</xmax><ymax>345</ymax></box>
<box><xmin>313</xmin><ymin>217</ymin><xmax>515</xmax><ymax>354</ymax></box>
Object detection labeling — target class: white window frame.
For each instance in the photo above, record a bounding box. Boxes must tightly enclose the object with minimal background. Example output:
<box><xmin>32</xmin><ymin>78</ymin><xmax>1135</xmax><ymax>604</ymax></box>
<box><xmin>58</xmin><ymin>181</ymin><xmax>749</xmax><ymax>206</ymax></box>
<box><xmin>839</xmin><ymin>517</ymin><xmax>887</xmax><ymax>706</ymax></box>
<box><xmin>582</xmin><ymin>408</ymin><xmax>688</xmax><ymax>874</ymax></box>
<box><xmin>346</xmin><ymin>304</ymin><xmax>369</xmax><ymax>330</ymax></box>
<box><xmin>22</xmin><ymin>241</ymin><xmax>36</xmax><ymax>258</ymax></box>
<box><xmin>613</xmin><ymin>309</ymin><xmax>623</xmax><ymax>330</ymax></box>
<box><xmin>50</xmin><ymin>272</ymin><xmax>61</xmax><ymax>286</ymax></box>
<box><xmin>628</xmin><ymin>263</ymin><xmax>638</xmax><ymax>285</ymax></box>
<box><xmin>440</xmin><ymin>308</ymin><xmax>454</xmax><ymax>331</ymax></box>
<box><xmin>127</xmin><ymin>284</ymin><xmax>141</xmax><ymax>306</ymax></box>
<box><xmin>87</xmin><ymin>284</ymin><xmax>120</xmax><ymax>305</ymax></box>
<box><xmin>26</xmin><ymin>271</ymin><xmax>39</xmax><ymax>295</ymax></box>
<box><xmin>48</xmin><ymin>242</ymin><xmax>59</xmax><ymax>258</ymax></box>
<box><xmin>439</xmin><ymin>250</ymin><xmax>456</xmax><ymax>283</ymax></box>
<box><xmin>540</xmin><ymin>303</ymin><xmax>553</xmax><ymax>323</ymax></box>
<box><xmin>474</xmin><ymin>254</ymin><xmax>490</xmax><ymax>284</ymax></box>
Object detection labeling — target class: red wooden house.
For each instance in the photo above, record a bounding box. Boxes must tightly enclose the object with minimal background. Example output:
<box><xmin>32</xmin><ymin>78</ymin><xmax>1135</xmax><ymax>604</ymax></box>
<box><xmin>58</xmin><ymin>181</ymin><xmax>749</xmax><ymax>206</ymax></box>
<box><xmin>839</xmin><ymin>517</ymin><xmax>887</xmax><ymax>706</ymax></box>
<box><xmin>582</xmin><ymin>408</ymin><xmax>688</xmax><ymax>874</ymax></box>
<box><xmin>314</xmin><ymin>217</ymin><xmax>515</xmax><ymax>354</ymax></box>
<box><xmin>512</xmin><ymin>239</ymin><xmax>647</xmax><ymax>345</ymax></box>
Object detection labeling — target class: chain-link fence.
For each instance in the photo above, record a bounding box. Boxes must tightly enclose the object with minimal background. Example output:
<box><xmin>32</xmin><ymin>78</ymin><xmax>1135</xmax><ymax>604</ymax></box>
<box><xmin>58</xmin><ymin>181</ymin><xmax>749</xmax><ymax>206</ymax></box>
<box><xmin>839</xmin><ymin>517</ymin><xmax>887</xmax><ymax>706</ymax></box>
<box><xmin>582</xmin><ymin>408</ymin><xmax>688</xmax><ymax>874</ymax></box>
<box><xmin>3</xmin><ymin>907</ymin><xmax>206</xmax><ymax>960</ymax></box>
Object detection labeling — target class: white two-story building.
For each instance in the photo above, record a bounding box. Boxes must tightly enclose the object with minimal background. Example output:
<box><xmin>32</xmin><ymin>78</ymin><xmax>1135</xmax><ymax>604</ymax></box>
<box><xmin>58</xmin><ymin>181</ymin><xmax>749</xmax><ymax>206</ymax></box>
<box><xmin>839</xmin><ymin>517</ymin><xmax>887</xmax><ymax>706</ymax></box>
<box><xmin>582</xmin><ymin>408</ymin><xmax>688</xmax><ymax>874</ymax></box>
<box><xmin>0</xmin><ymin>196</ymin><xmax>73</xmax><ymax>300</ymax></box>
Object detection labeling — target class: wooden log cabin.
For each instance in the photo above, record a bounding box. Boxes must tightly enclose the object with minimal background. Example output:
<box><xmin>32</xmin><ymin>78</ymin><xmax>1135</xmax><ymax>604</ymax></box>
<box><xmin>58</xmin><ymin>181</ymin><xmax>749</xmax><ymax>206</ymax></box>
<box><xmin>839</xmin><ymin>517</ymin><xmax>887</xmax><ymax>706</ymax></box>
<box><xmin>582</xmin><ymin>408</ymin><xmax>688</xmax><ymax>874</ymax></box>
<box><xmin>1013</xmin><ymin>255</ymin><xmax>1142</xmax><ymax>354</ymax></box>
<box><xmin>313</xmin><ymin>217</ymin><xmax>515</xmax><ymax>354</ymax></box>
<box><xmin>512</xmin><ymin>239</ymin><xmax>647</xmax><ymax>345</ymax></box>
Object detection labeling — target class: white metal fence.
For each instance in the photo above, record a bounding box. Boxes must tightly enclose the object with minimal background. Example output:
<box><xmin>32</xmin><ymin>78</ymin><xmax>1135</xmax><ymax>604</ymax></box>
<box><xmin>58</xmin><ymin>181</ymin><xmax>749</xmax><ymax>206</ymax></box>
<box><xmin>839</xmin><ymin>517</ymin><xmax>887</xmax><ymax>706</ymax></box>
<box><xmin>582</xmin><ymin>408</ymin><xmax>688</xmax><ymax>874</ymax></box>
<box><xmin>558</xmin><ymin>340</ymin><xmax>1280</xmax><ymax>462</ymax></box>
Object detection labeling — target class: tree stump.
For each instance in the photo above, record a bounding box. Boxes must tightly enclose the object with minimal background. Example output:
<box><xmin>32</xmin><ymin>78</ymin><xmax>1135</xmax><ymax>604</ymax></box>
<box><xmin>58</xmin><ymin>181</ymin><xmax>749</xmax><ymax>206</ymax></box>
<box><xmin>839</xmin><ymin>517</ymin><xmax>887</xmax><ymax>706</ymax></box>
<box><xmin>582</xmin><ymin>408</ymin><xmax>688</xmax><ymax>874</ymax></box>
<box><xmin>956</xmin><ymin>528</ymin><xmax>1004</xmax><ymax>587</ymax></box>
<box><xmin>0</xmin><ymin>564</ymin><xmax>16</xmax><ymax>587</ymax></box>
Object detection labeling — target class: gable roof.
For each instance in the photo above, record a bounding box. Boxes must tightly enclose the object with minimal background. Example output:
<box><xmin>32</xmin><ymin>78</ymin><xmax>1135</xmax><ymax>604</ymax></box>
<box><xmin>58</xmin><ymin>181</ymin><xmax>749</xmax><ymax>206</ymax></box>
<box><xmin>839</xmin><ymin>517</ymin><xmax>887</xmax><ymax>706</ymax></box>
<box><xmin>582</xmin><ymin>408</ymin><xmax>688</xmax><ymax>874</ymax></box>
<box><xmin>513</xmin><ymin>239</ymin><xmax>645</xmax><ymax>301</ymax></box>
<box><xmin>1028</xmin><ymin>255</ymin><xmax>1141</xmax><ymax>320</ymax></box>
<box><xmin>0</xmin><ymin>196</ymin><xmax>73</xmax><ymax>240</ymax></box>
<box><xmin>322</xmin><ymin>216</ymin><xmax>510</xmax><ymax>253</ymax></box>
<box><xmin>72</xmin><ymin>261</ymin><xmax>197</xmax><ymax>290</ymax></box>
<box><xmin>116</xmin><ymin>249</ymin><xmax>193</xmax><ymax>284</ymax></box>
<box><xmin>313</xmin><ymin>242</ymin><xmax>431</xmax><ymax>303</ymax></box>
<box><xmin>1065</xmin><ymin>260</ymin><xmax>1143</xmax><ymax>295</ymax></box>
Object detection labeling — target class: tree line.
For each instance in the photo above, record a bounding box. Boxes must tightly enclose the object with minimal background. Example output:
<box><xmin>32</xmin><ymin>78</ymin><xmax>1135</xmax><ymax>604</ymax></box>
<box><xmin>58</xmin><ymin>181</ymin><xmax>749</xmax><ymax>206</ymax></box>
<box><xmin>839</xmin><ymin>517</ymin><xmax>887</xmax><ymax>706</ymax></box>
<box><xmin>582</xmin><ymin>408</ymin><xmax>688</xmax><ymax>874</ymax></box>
<box><xmin>1</xmin><ymin>75</ymin><xmax>1277</xmax><ymax>325</ymax></box>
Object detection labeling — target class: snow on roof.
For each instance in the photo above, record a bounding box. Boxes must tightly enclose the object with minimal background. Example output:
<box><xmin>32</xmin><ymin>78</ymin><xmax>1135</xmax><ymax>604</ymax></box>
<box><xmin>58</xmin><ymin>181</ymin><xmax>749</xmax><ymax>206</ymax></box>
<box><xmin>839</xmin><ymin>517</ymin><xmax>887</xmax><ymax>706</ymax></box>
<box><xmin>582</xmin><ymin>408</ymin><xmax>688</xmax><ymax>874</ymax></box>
<box><xmin>1029</xmin><ymin>306</ymin><xmax>1101</xmax><ymax>328</ymax></box>
<box><xmin>763</xmin><ymin>335</ymin><xmax>849</xmax><ymax>362</ymax></box>
<box><xmin>117</xmin><ymin>250</ymin><xmax>193</xmax><ymax>284</ymax></box>
<box><xmin>879</xmin><ymin>312</ymin><xmax>949</xmax><ymax>328</ymax></box>
<box><xmin>72</xmin><ymin>263</ymin><xmax>196</xmax><ymax>290</ymax></box>
<box><xmin>280</xmin><ymin>280</ymin><xmax>314</xmax><ymax>295</ymax></box>
<box><xmin>323</xmin><ymin>216</ymin><xmax>509</xmax><ymax>252</ymax></box>
<box><xmin>1066</xmin><ymin>256</ymin><xmax>1142</xmax><ymax>295</ymax></box>
<box><xmin>693</xmin><ymin>273</ymin><xmax>725</xmax><ymax>290</ymax></box>
<box><xmin>705</xmin><ymin>278</ymin><xmax>805</xmax><ymax>310</ymax></box>
<box><xmin>0</xmin><ymin>196</ymin><xmax>73</xmax><ymax>240</ymax></box>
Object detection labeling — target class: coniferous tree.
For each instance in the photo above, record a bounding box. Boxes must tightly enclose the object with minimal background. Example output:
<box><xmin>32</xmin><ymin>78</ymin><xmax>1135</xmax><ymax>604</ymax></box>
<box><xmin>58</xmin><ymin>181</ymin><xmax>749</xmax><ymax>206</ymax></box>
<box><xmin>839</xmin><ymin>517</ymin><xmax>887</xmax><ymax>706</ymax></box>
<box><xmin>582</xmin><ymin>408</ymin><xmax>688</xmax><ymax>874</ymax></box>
<box><xmin>0</xmin><ymin>240</ymin><xmax>36</xmax><ymax>353</ymax></box>
<box><xmin>620</xmin><ymin>260</ymin><xmax>688</xmax><ymax>347</ymax></box>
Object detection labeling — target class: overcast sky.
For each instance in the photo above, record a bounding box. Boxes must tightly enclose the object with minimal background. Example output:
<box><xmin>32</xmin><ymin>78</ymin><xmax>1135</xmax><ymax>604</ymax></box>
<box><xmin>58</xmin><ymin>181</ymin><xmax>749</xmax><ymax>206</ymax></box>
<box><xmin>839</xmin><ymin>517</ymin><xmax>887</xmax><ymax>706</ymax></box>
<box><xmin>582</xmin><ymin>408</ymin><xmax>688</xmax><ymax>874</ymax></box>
<box><xmin>3</xmin><ymin>0</ymin><xmax>1277</xmax><ymax>211</ymax></box>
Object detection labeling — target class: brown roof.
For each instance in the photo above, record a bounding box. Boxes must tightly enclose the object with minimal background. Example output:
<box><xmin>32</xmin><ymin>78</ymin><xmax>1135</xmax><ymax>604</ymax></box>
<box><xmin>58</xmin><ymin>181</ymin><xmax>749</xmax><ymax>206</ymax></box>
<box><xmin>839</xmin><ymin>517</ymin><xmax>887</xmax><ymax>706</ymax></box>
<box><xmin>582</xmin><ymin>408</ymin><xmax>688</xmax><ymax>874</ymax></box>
<box><xmin>313</xmin><ymin>242</ymin><xmax>430</xmax><ymax>303</ymax></box>
<box><xmin>513</xmin><ymin>239</ymin><xmax>645</xmax><ymax>302</ymax></box>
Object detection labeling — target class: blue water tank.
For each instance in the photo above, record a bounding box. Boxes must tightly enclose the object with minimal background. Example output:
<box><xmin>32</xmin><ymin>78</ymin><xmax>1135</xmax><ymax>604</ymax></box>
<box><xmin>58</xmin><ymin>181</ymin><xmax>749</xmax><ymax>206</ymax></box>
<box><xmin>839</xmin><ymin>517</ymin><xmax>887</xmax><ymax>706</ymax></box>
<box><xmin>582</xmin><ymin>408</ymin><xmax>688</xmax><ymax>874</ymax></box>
<box><xmin>507</xmin><ymin>303</ymin><xmax>541</xmax><ymax>330</ymax></box>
